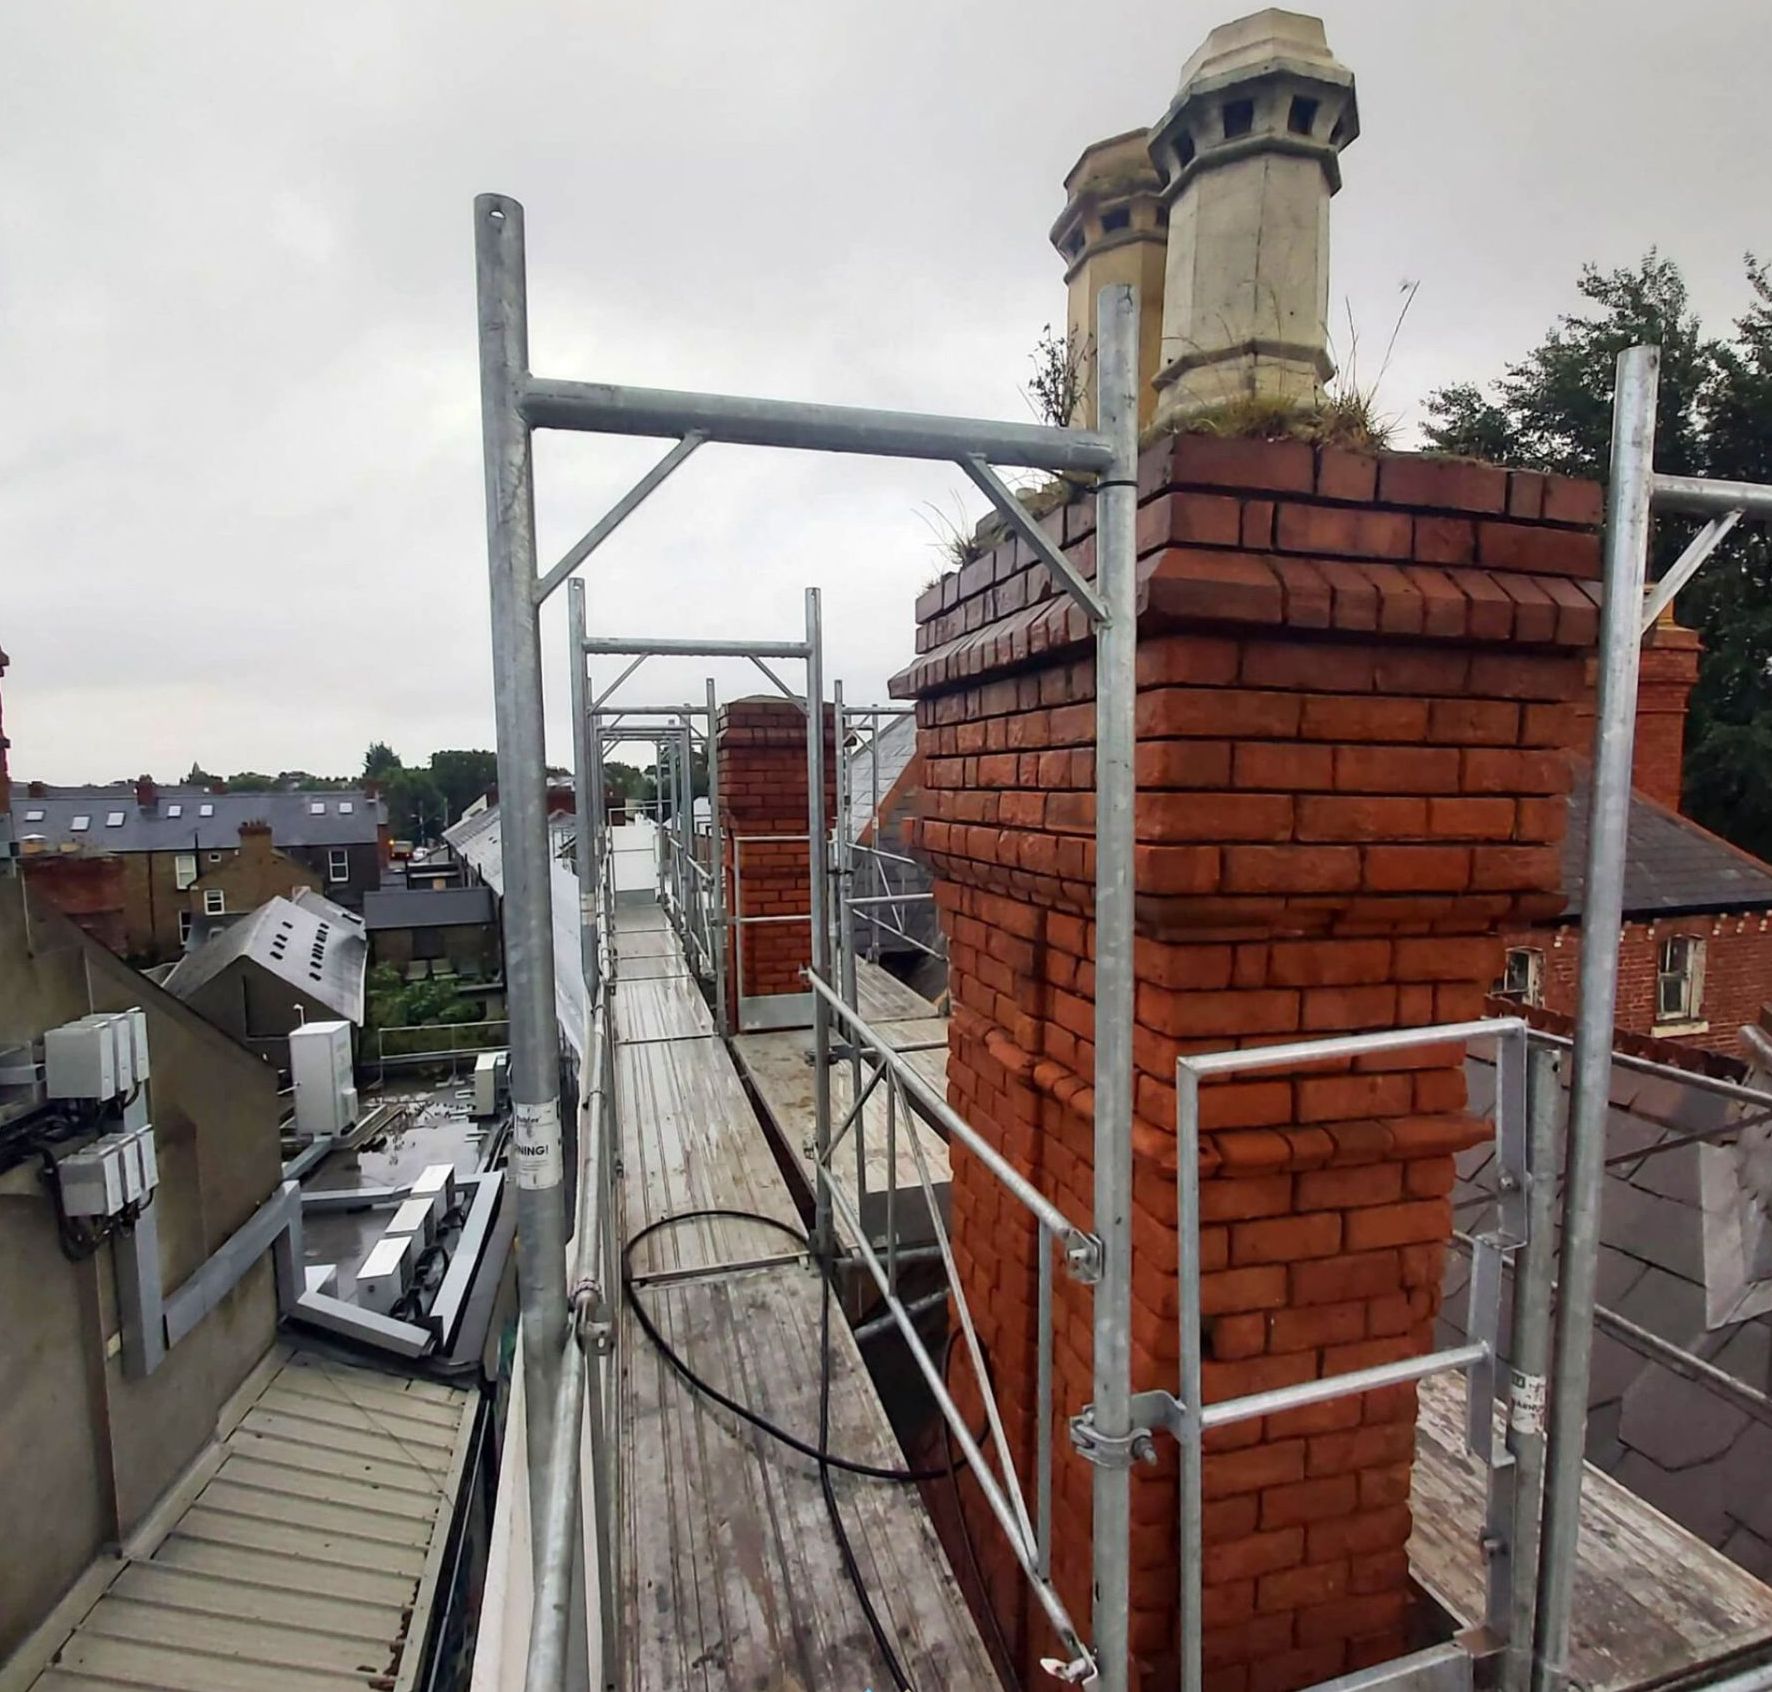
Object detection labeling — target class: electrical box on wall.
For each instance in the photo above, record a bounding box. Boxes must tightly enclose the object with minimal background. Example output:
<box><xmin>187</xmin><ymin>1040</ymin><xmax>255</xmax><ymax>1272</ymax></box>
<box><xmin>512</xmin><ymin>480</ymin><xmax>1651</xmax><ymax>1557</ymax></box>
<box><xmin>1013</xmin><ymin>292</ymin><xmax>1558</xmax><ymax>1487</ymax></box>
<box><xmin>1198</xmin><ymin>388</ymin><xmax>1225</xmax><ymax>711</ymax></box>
<box><xmin>289</xmin><ymin>1020</ymin><xmax>359</xmax><ymax>1140</ymax></box>
<box><xmin>57</xmin><ymin>1123</ymin><xmax>158</xmax><ymax>1218</ymax></box>
<box><xmin>44</xmin><ymin>1010</ymin><xmax>149</xmax><ymax>1102</ymax></box>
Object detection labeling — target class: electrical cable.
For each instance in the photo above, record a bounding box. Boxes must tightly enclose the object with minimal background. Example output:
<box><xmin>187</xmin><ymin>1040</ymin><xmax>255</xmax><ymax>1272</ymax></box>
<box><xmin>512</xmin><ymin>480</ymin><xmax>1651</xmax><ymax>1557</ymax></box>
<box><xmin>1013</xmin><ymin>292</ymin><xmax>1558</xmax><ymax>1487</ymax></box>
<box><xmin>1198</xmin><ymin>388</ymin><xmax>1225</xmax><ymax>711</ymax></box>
<box><xmin>621</xmin><ymin>1207</ymin><xmax>959</xmax><ymax>1483</ymax></box>
<box><xmin>817</xmin><ymin>1246</ymin><xmax>913</xmax><ymax>1692</ymax></box>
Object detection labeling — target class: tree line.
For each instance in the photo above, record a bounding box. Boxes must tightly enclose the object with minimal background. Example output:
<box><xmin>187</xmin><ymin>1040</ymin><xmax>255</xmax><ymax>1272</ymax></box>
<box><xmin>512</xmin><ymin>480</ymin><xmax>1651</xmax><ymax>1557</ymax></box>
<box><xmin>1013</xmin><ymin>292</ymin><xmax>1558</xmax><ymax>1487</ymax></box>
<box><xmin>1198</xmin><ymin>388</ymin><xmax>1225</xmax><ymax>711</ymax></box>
<box><xmin>1422</xmin><ymin>253</ymin><xmax>1772</xmax><ymax>857</ymax></box>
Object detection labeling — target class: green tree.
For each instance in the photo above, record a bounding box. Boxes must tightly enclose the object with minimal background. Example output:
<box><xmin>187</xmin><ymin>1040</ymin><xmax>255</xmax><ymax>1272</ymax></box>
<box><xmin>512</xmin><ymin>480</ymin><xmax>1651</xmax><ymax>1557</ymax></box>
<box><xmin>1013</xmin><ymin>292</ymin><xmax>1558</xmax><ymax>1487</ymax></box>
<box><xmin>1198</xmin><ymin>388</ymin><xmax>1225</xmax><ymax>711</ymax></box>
<box><xmin>427</xmin><ymin>749</ymin><xmax>499</xmax><ymax>826</ymax></box>
<box><xmin>384</xmin><ymin>766</ymin><xmax>448</xmax><ymax>843</ymax></box>
<box><xmin>363</xmin><ymin>741</ymin><xmax>402</xmax><ymax>780</ymax></box>
<box><xmin>1422</xmin><ymin>253</ymin><xmax>1772</xmax><ymax>857</ymax></box>
<box><xmin>224</xmin><ymin>770</ymin><xmax>279</xmax><ymax>792</ymax></box>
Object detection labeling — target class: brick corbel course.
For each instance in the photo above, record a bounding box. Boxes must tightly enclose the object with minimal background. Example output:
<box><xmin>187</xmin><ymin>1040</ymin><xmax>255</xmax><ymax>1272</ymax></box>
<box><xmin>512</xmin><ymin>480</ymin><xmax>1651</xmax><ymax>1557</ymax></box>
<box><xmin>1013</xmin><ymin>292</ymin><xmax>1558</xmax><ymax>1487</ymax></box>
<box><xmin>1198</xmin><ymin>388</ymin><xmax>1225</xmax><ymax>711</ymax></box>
<box><xmin>894</xmin><ymin>437</ymin><xmax>1600</xmax><ymax>1691</ymax></box>
<box><xmin>715</xmin><ymin>697</ymin><xmax>836</xmax><ymax>1020</ymax></box>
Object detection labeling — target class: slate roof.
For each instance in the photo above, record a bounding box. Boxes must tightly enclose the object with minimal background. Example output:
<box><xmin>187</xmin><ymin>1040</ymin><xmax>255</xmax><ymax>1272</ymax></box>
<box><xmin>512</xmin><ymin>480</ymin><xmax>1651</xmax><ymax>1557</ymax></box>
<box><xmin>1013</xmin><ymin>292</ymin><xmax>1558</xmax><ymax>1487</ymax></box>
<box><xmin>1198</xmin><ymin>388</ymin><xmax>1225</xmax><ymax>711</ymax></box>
<box><xmin>842</xmin><ymin>714</ymin><xmax>918</xmax><ymax>845</ymax></box>
<box><xmin>1444</xmin><ymin>1054</ymin><xmax>1772</xmax><ymax>1584</ymax></box>
<box><xmin>1562</xmin><ymin>769</ymin><xmax>1772</xmax><ymax>918</ymax></box>
<box><xmin>9</xmin><ymin>786</ymin><xmax>384</xmax><ymax>853</ymax></box>
<box><xmin>164</xmin><ymin>887</ymin><xmax>367</xmax><ymax>1024</ymax></box>
<box><xmin>362</xmin><ymin>886</ymin><xmax>495</xmax><ymax>930</ymax></box>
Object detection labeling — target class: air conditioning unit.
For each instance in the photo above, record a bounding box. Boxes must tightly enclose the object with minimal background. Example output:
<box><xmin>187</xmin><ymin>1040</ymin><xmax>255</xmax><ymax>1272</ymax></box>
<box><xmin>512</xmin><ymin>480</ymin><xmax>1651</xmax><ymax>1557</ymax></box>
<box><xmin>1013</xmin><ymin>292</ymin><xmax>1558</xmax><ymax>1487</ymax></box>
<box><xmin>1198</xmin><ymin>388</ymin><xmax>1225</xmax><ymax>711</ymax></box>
<box><xmin>472</xmin><ymin>1050</ymin><xmax>510</xmax><ymax>1120</ymax></box>
<box><xmin>289</xmin><ymin>1020</ymin><xmax>358</xmax><ymax>1140</ymax></box>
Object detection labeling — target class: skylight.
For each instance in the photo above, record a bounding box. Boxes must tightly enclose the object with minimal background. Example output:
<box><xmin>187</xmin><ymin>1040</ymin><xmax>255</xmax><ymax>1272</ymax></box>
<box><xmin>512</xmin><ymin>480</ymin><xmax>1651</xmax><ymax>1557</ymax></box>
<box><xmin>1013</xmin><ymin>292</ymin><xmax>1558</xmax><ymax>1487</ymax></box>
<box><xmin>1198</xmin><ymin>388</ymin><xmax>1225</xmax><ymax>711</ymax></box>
<box><xmin>71</xmin><ymin>815</ymin><xmax>90</xmax><ymax>831</ymax></box>
<box><xmin>310</xmin><ymin>801</ymin><xmax>325</xmax><ymax>815</ymax></box>
<box><xmin>166</xmin><ymin>804</ymin><xmax>182</xmax><ymax>817</ymax></box>
<box><xmin>106</xmin><ymin>812</ymin><xmax>125</xmax><ymax>827</ymax></box>
<box><xmin>338</xmin><ymin>801</ymin><xmax>353</xmax><ymax>814</ymax></box>
<box><xmin>199</xmin><ymin>803</ymin><xmax>214</xmax><ymax>817</ymax></box>
<box><xmin>23</xmin><ymin>809</ymin><xmax>42</xmax><ymax>822</ymax></box>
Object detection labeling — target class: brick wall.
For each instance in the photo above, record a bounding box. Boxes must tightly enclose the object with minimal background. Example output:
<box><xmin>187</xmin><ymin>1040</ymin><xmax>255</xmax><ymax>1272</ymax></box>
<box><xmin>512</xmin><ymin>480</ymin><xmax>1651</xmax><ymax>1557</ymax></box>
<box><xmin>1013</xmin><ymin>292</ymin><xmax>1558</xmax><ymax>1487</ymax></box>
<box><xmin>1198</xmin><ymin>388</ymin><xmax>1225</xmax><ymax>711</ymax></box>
<box><xmin>20</xmin><ymin>855</ymin><xmax>127</xmax><ymax>954</ymax></box>
<box><xmin>716</xmin><ymin>698</ymin><xmax>835</xmax><ymax>1019</ymax></box>
<box><xmin>1500</xmin><ymin>914</ymin><xmax>1772</xmax><ymax>1056</ymax></box>
<box><xmin>894</xmin><ymin>435</ymin><xmax>1600</xmax><ymax>1691</ymax></box>
<box><xmin>1570</xmin><ymin>616</ymin><xmax>1699</xmax><ymax>812</ymax></box>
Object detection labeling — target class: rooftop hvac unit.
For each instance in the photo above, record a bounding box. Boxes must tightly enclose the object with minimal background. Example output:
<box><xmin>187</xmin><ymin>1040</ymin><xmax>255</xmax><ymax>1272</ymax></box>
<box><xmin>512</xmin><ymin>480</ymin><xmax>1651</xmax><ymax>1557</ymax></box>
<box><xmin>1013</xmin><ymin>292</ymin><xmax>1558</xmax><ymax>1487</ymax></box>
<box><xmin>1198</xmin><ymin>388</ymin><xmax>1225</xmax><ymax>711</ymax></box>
<box><xmin>472</xmin><ymin>1050</ymin><xmax>510</xmax><ymax>1120</ymax></box>
<box><xmin>289</xmin><ymin>1020</ymin><xmax>358</xmax><ymax>1140</ymax></box>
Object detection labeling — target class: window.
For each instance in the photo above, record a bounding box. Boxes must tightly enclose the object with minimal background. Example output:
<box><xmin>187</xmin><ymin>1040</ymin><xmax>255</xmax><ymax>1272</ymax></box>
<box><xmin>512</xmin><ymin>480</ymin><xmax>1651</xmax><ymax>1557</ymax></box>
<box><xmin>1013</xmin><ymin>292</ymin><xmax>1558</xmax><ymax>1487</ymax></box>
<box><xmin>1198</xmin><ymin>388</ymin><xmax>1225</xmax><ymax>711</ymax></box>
<box><xmin>328</xmin><ymin>847</ymin><xmax>350</xmax><ymax>883</ymax></box>
<box><xmin>174</xmin><ymin>852</ymin><xmax>198</xmax><ymax>890</ymax></box>
<box><xmin>203</xmin><ymin>889</ymin><xmax>226</xmax><ymax>916</ymax></box>
<box><xmin>1288</xmin><ymin>95</ymin><xmax>1319</xmax><ymax>136</ymax></box>
<box><xmin>310</xmin><ymin>801</ymin><xmax>326</xmax><ymax>815</ymax></box>
<box><xmin>207</xmin><ymin>851</ymin><xmax>223</xmax><ymax>863</ymax></box>
<box><xmin>105</xmin><ymin>811</ymin><xmax>125</xmax><ymax>827</ymax></box>
<box><xmin>1222</xmin><ymin>98</ymin><xmax>1254</xmax><ymax>139</ymax></box>
<box><xmin>178</xmin><ymin>911</ymin><xmax>193</xmax><ymax>945</ymax></box>
<box><xmin>1657</xmin><ymin>935</ymin><xmax>1705</xmax><ymax>1025</ymax></box>
<box><xmin>198</xmin><ymin>803</ymin><xmax>214</xmax><ymax>817</ymax></box>
<box><xmin>23</xmin><ymin>809</ymin><xmax>42</xmax><ymax>822</ymax></box>
<box><xmin>71</xmin><ymin>815</ymin><xmax>90</xmax><ymax>832</ymax></box>
<box><xmin>1493</xmin><ymin>947</ymin><xmax>1544</xmax><ymax>1007</ymax></box>
<box><xmin>338</xmin><ymin>800</ymin><xmax>353</xmax><ymax>814</ymax></box>
<box><xmin>166</xmin><ymin>803</ymin><xmax>182</xmax><ymax>818</ymax></box>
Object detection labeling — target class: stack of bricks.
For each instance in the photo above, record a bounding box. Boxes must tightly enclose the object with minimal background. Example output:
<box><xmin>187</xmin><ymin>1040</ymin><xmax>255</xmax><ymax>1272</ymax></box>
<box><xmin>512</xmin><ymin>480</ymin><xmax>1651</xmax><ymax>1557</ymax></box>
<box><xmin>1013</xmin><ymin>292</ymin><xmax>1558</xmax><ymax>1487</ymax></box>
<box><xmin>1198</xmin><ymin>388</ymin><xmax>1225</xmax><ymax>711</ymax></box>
<box><xmin>891</xmin><ymin>434</ymin><xmax>1601</xmax><ymax>1691</ymax></box>
<box><xmin>715</xmin><ymin>697</ymin><xmax>836</xmax><ymax>1018</ymax></box>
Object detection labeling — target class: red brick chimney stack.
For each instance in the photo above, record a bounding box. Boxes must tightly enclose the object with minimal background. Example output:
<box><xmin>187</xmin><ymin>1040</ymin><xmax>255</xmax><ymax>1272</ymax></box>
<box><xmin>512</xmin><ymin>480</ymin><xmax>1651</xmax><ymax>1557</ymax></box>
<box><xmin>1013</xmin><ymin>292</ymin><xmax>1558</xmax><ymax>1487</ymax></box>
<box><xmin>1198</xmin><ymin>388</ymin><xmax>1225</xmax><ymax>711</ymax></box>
<box><xmin>714</xmin><ymin>697</ymin><xmax>836</xmax><ymax>1028</ymax></box>
<box><xmin>895</xmin><ymin>436</ymin><xmax>1602</xmax><ymax>1689</ymax></box>
<box><xmin>135</xmin><ymin>773</ymin><xmax>157</xmax><ymax>810</ymax></box>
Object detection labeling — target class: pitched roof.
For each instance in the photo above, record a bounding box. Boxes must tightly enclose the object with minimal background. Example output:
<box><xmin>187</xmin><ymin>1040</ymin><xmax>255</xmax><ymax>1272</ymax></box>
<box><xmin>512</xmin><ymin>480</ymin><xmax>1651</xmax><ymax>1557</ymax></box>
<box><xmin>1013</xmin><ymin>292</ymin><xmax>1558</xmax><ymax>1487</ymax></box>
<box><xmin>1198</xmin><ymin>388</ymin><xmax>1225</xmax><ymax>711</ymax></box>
<box><xmin>1563</xmin><ymin>769</ymin><xmax>1772</xmax><ymax>918</ymax></box>
<box><xmin>9</xmin><ymin>786</ymin><xmax>384</xmax><ymax>853</ymax></box>
<box><xmin>164</xmin><ymin>887</ymin><xmax>367</xmax><ymax>1023</ymax></box>
<box><xmin>841</xmin><ymin>714</ymin><xmax>918</xmax><ymax>844</ymax></box>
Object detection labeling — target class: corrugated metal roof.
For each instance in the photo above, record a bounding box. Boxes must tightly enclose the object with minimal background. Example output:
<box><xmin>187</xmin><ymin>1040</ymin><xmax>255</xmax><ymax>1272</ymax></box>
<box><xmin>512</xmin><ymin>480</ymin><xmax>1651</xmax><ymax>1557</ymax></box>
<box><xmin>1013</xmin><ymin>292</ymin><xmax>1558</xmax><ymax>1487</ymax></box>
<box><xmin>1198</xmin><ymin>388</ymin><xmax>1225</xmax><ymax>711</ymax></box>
<box><xmin>164</xmin><ymin>888</ymin><xmax>368</xmax><ymax>1024</ymax></box>
<box><xmin>22</xmin><ymin>1346</ymin><xmax>474</xmax><ymax>1692</ymax></box>
<box><xmin>10</xmin><ymin>788</ymin><xmax>385</xmax><ymax>853</ymax></box>
<box><xmin>362</xmin><ymin>886</ymin><xmax>495</xmax><ymax>931</ymax></box>
<box><xmin>1561</xmin><ymin>770</ymin><xmax>1772</xmax><ymax>918</ymax></box>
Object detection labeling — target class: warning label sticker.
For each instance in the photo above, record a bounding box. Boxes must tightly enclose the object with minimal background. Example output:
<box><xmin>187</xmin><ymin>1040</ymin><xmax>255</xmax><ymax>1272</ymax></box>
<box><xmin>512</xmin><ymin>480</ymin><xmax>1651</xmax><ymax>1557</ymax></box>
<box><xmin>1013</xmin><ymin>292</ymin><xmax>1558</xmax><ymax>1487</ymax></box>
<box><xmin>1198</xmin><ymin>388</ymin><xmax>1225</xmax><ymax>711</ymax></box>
<box><xmin>1510</xmin><ymin>1369</ymin><xmax>1547</xmax><ymax>1435</ymax></box>
<box><xmin>512</xmin><ymin>1100</ymin><xmax>563</xmax><ymax>1190</ymax></box>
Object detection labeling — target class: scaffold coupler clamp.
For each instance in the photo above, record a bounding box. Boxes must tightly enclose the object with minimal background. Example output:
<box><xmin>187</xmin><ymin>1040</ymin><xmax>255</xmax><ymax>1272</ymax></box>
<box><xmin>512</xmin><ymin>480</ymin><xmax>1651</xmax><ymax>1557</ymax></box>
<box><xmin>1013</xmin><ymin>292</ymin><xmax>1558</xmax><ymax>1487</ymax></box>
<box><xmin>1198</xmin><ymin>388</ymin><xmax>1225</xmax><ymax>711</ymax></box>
<box><xmin>1068</xmin><ymin>1402</ymin><xmax>1158</xmax><ymax>1468</ymax></box>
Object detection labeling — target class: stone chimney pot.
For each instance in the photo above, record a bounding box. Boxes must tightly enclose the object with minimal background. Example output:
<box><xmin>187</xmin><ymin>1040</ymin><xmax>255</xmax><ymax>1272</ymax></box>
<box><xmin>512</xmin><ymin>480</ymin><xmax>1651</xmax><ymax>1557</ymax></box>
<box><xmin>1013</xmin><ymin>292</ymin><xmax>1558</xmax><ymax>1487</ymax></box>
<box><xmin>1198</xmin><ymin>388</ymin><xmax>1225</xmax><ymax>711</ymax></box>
<box><xmin>1149</xmin><ymin>8</ymin><xmax>1359</xmax><ymax>420</ymax></box>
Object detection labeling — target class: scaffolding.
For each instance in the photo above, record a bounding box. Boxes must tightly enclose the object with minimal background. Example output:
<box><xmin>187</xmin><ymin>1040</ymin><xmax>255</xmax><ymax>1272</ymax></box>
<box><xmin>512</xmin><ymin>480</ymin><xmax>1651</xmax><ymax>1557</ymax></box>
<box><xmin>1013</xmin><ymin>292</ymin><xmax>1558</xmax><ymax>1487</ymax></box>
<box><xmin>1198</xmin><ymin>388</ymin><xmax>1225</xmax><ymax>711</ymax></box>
<box><xmin>473</xmin><ymin>191</ymin><xmax>1772</xmax><ymax>1692</ymax></box>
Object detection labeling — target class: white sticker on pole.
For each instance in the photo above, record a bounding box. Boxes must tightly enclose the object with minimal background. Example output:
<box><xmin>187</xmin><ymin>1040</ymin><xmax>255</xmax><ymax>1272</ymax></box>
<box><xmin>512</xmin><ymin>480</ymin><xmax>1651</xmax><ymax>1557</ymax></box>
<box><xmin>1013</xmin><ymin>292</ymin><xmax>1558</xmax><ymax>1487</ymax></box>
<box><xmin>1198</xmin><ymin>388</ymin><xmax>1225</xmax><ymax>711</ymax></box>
<box><xmin>1510</xmin><ymin>1369</ymin><xmax>1546</xmax><ymax>1436</ymax></box>
<box><xmin>512</xmin><ymin>1100</ymin><xmax>563</xmax><ymax>1190</ymax></box>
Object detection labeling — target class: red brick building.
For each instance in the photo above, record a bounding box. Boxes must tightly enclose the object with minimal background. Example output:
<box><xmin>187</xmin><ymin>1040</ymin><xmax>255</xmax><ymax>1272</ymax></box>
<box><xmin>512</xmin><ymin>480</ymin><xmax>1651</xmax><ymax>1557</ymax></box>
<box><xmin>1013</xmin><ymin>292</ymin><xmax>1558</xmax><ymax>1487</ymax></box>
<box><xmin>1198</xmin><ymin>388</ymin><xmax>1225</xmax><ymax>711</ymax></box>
<box><xmin>1496</xmin><ymin>618</ymin><xmax>1772</xmax><ymax>1057</ymax></box>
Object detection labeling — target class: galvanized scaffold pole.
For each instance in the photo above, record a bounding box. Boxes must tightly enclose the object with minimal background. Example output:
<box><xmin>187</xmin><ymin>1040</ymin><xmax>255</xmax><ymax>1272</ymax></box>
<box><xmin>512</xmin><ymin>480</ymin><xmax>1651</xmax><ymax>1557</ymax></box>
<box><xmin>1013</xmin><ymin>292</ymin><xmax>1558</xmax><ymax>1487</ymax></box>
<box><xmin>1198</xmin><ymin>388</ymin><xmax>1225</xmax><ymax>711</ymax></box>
<box><xmin>806</xmin><ymin>587</ymin><xmax>834</xmax><ymax>1262</ymax></box>
<box><xmin>569</xmin><ymin>578</ymin><xmax>600</xmax><ymax>1001</ymax></box>
<box><xmin>706</xmin><ymin>675</ymin><xmax>729</xmax><ymax>1033</ymax></box>
<box><xmin>1090</xmin><ymin>281</ymin><xmax>1139</xmax><ymax>1692</ymax></box>
<box><xmin>473</xmin><ymin>194</ymin><xmax>572</xmax><ymax>1560</ymax></box>
<box><xmin>1532</xmin><ymin>345</ymin><xmax>1661</xmax><ymax>1690</ymax></box>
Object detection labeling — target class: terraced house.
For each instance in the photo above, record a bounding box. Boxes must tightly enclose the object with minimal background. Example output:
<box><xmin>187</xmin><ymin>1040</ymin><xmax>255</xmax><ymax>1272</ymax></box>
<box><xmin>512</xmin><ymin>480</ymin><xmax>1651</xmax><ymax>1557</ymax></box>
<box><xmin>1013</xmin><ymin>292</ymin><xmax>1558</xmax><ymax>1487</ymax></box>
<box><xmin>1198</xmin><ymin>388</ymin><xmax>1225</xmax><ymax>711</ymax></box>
<box><xmin>11</xmin><ymin>779</ymin><xmax>387</xmax><ymax>965</ymax></box>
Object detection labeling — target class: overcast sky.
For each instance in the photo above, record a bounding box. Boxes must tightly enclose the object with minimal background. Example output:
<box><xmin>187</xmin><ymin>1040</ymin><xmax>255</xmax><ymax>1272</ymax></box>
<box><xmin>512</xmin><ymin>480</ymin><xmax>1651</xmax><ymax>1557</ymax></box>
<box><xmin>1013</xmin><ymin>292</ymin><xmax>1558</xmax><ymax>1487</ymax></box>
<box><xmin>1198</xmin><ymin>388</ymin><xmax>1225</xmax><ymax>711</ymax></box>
<box><xmin>5</xmin><ymin>1</ymin><xmax>1769</xmax><ymax>787</ymax></box>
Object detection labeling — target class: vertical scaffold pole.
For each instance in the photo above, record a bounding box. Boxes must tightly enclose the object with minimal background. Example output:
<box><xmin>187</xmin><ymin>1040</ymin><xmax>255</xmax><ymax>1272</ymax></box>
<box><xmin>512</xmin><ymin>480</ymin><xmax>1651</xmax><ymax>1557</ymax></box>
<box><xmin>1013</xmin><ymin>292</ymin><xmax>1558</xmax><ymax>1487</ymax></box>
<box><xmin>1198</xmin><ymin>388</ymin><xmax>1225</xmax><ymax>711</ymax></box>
<box><xmin>569</xmin><ymin>579</ymin><xmax>599</xmax><ymax>1001</ymax></box>
<box><xmin>1532</xmin><ymin>345</ymin><xmax>1660</xmax><ymax>1691</ymax></box>
<box><xmin>806</xmin><ymin>587</ymin><xmax>834</xmax><ymax>1261</ymax></box>
<box><xmin>1091</xmin><ymin>280</ymin><xmax>1139</xmax><ymax>1692</ymax></box>
<box><xmin>473</xmin><ymin>193</ymin><xmax>572</xmax><ymax>1565</ymax></box>
<box><xmin>707</xmin><ymin>676</ymin><xmax>729</xmax><ymax>1034</ymax></box>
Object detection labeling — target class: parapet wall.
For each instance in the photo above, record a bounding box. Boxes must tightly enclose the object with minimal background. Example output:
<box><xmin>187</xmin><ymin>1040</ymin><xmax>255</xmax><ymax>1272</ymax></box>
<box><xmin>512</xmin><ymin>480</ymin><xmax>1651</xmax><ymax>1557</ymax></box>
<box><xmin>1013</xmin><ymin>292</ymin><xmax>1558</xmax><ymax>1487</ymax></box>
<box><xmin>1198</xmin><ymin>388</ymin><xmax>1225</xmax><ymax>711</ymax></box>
<box><xmin>892</xmin><ymin>434</ymin><xmax>1602</xmax><ymax>1691</ymax></box>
